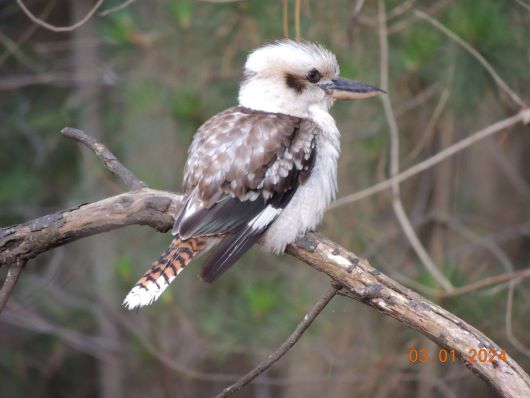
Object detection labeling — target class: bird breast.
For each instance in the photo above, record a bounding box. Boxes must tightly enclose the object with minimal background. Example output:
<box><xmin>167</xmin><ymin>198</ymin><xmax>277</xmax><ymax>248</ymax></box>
<box><xmin>260</xmin><ymin>108</ymin><xmax>340</xmax><ymax>253</ymax></box>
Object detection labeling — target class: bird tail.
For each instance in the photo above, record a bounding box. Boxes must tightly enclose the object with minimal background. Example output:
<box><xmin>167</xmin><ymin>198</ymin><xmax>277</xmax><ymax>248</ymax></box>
<box><xmin>122</xmin><ymin>237</ymin><xmax>208</xmax><ymax>310</ymax></box>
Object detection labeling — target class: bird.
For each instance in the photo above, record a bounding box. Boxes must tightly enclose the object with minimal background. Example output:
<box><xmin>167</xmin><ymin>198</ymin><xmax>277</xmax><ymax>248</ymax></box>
<box><xmin>123</xmin><ymin>40</ymin><xmax>383</xmax><ymax>310</ymax></box>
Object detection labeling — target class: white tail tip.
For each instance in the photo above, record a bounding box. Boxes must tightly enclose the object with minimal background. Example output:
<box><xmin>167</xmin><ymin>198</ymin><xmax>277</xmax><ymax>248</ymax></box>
<box><xmin>122</xmin><ymin>274</ymin><xmax>176</xmax><ymax>310</ymax></box>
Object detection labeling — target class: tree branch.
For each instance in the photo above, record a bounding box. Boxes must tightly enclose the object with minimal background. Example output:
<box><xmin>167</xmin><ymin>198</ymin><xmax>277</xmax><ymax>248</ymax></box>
<box><xmin>287</xmin><ymin>234</ymin><xmax>530</xmax><ymax>397</ymax></box>
<box><xmin>0</xmin><ymin>189</ymin><xmax>182</xmax><ymax>266</ymax></box>
<box><xmin>436</xmin><ymin>268</ymin><xmax>530</xmax><ymax>299</ymax></box>
<box><xmin>0</xmin><ymin>259</ymin><xmax>25</xmax><ymax>313</ymax></box>
<box><xmin>214</xmin><ymin>283</ymin><xmax>341</xmax><ymax>397</ymax></box>
<box><xmin>330</xmin><ymin>108</ymin><xmax>530</xmax><ymax>208</ymax></box>
<box><xmin>414</xmin><ymin>10</ymin><xmax>526</xmax><ymax>109</ymax></box>
<box><xmin>99</xmin><ymin>0</ymin><xmax>138</xmax><ymax>17</ymax></box>
<box><xmin>1</xmin><ymin>129</ymin><xmax>530</xmax><ymax>397</ymax></box>
<box><xmin>16</xmin><ymin>0</ymin><xmax>105</xmax><ymax>33</ymax></box>
<box><xmin>61</xmin><ymin>127</ymin><xmax>147</xmax><ymax>190</ymax></box>
<box><xmin>378</xmin><ymin>0</ymin><xmax>454</xmax><ymax>292</ymax></box>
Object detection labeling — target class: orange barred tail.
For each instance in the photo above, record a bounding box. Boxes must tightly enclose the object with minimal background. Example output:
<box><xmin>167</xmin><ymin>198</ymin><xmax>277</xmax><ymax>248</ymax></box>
<box><xmin>122</xmin><ymin>237</ymin><xmax>208</xmax><ymax>310</ymax></box>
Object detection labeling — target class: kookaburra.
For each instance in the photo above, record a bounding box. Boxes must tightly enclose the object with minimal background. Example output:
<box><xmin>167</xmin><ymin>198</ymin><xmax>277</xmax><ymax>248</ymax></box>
<box><xmin>123</xmin><ymin>40</ymin><xmax>383</xmax><ymax>310</ymax></box>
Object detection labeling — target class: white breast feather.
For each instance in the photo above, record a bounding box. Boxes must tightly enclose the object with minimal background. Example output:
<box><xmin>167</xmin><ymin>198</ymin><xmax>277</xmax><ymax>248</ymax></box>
<box><xmin>260</xmin><ymin>106</ymin><xmax>340</xmax><ymax>253</ymax></box>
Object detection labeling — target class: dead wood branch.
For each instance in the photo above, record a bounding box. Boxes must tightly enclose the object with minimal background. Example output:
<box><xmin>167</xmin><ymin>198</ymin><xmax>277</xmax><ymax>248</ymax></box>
<box><xmin>1</xmin><ymin>129</ymin><xmax>529</xmax><ymax>397</ymax></box>
<box><xmin>0</xmin><ymin>189</ymin><xmax>183</xmax><ymax>267</ymax></box>
<box><xmin>287</xmin><ymin>234</ymin><xmax>530</xmax><ymax>397</ymax></box>
<box><xmin>62</xmin><ymin>127</ymin><xmax>147</xmax><ymax>190</ymax></box>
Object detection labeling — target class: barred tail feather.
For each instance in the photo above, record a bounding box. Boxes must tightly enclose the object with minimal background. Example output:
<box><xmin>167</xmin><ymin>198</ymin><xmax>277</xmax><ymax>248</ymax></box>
<box><xmin>123</xmin><ymin>238</ymin><xmax>207</xmax><ymax>310</ymax></box>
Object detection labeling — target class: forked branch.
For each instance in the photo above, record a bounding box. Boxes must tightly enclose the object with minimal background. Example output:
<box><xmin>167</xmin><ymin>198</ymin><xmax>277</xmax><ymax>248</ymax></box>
<box><xmin>0</xmin><ymin>129</ymin><xmax>529</xmax><ymax>397</ymax></box>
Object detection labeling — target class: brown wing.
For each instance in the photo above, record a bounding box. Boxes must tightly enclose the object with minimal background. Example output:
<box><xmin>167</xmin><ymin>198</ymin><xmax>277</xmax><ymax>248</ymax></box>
<box><xmin>175</xmin><ymin>106</ymin><xmax>317</xmax><ymax>238</ymax></box>
<box><xmin>173</xmin><ymin>106</ymin><xmax>318</xmax><ymax>282</ymax></box>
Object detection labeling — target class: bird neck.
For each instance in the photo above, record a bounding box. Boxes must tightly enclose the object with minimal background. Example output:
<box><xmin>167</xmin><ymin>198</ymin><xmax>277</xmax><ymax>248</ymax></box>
<box><xmin>238</xmin><ymin>79</ymin><xmax>310</xmax><ymax>118</ymax></box>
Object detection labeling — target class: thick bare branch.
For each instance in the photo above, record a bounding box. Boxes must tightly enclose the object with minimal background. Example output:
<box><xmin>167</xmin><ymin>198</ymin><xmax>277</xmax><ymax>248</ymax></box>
<box><xmin>1</xmin><ymin>190</ymin><xmax>530</xmax><ymax>396</ymax></box>
<box><xmin>1</xmin><ymin>129</ymin><xmax>530</xmax><ymax>397</ymax></box>
<box><xmin>0</xmin><ymin>189</ymin><xmax>182</xmax><ymax>267</ymax></box>
<box><xmin>61</xmin><ymin>127</ymin><xmax>147</xmax><ymax>190</ymax></box>
<box><xmin>287</xmin><ymin>234</ymin><xmax>530</xmax><ymax>398</ymax></box>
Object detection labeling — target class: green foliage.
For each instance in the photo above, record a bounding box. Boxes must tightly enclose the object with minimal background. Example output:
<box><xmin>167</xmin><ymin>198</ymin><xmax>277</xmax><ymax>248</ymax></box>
<box><xmin>0</xmin><ymin>165</ymin><xmax>41</xmax><ymax>206</ymax></box>
<box><xmin>169</xmin><ymin>90</ymin><xmax>205</xmax><ymax>129</ymax></box>
<box><xmin>127</xmin><ymin>78</ymin><xmax>166</xmax><ymax>111</ymax></box>
<box><xmin>100</xmin><ymin>11</ymin><xmax>138</xmax><ymax>46</ymax></box>
<box><xmin>445</xmin><ymin>1</ymin><xmax>525</xmax><ymax>108</ymax></box>
<box><xmin>242</xmin><ymin>279</ymin><xmax>281</xmax><ymax>318</ymax></box>
<box><xmin>399</xmin><ymin>26</ymin><xmax>440</xmax><ymax>72</ymax></box>
<box><xmin>448</xmin><ymin>0</ymin><xmax>511</xmax><ymax>50</ymax></box>
<box><xmin>115</xmin><ymin>255</ymin><xmax>133</xmax><ymax>282</ymax></box>
<box><xmin>360</xmin><ymin>135</ymin><xmax>385</xmax><ymax>157</ymax></box>
<box><xmin>168</xmin><ymin>0</ymin><xmax>194</xmax><ymax>30</ymax></box>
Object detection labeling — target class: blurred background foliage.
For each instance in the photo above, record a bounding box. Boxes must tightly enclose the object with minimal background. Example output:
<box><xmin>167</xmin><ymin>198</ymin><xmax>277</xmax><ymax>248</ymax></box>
<box><xmin>0</xmin><ymin>0</ymin><xmax>529</xmax><ymax>397</ymax></box>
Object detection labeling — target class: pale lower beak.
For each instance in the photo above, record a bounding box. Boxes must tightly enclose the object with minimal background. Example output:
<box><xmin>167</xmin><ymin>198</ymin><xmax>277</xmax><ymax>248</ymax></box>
<box><xmin>317</xmin><ymin>77</ymin><xmax>385</xmax><ymax>100</ymax></box>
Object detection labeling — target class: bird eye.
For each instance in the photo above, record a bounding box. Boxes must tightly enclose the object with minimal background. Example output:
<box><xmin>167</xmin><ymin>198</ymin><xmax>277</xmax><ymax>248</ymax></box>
<box><xmin>306</xmin><ymin>68</ymin><xmax>321</xmax><ymax>83</ymax></box>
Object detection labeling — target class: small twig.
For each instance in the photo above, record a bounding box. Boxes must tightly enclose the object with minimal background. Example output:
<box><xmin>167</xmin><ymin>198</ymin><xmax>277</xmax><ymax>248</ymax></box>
<box><xmin>282</xmin><ymin>0</ymin><xmax>289</xmax><ymax>38</ymax></box>
<box><xmin>214</xmin><ymin>283</ymin><xmax>341</xmax><ymax>398</ymax></box>
<box><xmin>294</xmin><ymin>0</ymin><xmax>301</xmax><ymax>40</ymax></box>
<box><xmin>346</xmin><ymin>0</ymin><xmax>366</xmax><ymax>43</ymax></box>
<box><xmin>0</xmin><ymin>72</ymin><xmax>102</xmax><ymax>91</ymax></box>
<box><xmin>350</xmin><ymin>0</ymin><xmax>366</xmax><ymax>26</ymax></box>
<box><xmin>506</xmin><ymin>282</ymin><xmax>530</xmax><ymax>357</ymax></box>
<box><xmin>0</xmin><ymin>31</ymin><xmax>39</xmax><ymax>72</ymax></box>
<box><xmin>403</xmin><ymin>87</ymin><xmax>450</xmax><ymax>164</ymax></box>
<box><xmin>61</xmin><ymin>127</ymin><xmax>147</xmax><ymax>190</ymax></box>
<box><xmin>433</xmin><ymin>212</ymin><xmax>530</xmax><ymax>357</ymax></box>
<box><xmin>436</xmin><ymin>268</ymin><xmax>530</xmax><ymax>298</ymax></box>
<box><xmin>414</xmin><ymin>9</ymin><xmax>526</xmax><ymax>109</ymax></box>
<box><xmin>110</xmin><ymin>307</ymin><xmax>242</xmax><ymax>382</ymax></box>
<box><xmin>0</xmin><ymin>259</ymin><xmax>25</xmax><ymax>313</ymax></box>
<box><xmin>435</xmin><ymin>212</ymin><xmax>514</xmax><ymax>274</ymax></box>
<box><xmin>0</xmin><ymin>0</ymin><xmax>56</xmax><ymax>67</ymax></box>
<box><xmin>487</xmin><ymin>141</ymin><xmax>530</xmax><ymax>199</ymax></box>
<box><xmin>512</xmin><ymin>0</ymin><xmax>530</xmax><ymax>11</ymax></box>
<box><xmin>2</xmin><ymin>301</ymin><xmax>115</xmax><ymax>360</ymax></box>
<box><xmin>99</xmin><ymin>0</ymin><xmax>138</xmax><ymax>16</ymax></box>
<box><xmin>387</xmin><ymin>0</ymin><xmax>416</xmax><ymax>20</ymax></box>
<box><xmin>330</xmin><ymin>108</ymin><xmax>530</xmax><ymax>208</ymax></box>
<box><xmin>378</xmin><ymin>0</ymin><xmax>453</xmax><ymax>292</ymax></box>
<box><xmin>16</xmin><ymin>0</ymin><xmax>105</xmax><ymax>33</ymax></box>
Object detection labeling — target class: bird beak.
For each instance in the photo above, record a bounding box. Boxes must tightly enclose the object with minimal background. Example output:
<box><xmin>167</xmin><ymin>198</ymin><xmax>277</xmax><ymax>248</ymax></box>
<box><xmin>317</xmin><ymin>77</ymin><xmax>385</xmax><ymax>100</ymax></box>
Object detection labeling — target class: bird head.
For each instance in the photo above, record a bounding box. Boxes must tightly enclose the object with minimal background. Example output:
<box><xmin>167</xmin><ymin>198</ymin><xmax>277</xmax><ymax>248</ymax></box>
<box><xmin>238</xmin><ymin>40</ymin><xmax>384</xmax><ymax>117</ymax></box>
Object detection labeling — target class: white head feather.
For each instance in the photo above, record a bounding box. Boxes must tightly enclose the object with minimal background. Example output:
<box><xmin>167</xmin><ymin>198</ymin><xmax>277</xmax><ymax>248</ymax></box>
<box><xmin>238</xmin><ymin>40</ymin><xmax>340</xmax><ymax>117</ymax></box>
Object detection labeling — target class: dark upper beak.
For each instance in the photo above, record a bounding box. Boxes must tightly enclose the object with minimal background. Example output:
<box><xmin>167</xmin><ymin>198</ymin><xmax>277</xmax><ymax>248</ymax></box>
<box><xmin>317</xmin><ymin>77</ymin><xmax>385</xmax><ymax>100</ymax></box>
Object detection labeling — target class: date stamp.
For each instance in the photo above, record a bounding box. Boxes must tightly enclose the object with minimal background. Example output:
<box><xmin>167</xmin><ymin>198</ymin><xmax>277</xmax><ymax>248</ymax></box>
<box><xmin>408</xmin><ymin>348</ymin><xmax>507</xmax><ymax>364</ymax></box>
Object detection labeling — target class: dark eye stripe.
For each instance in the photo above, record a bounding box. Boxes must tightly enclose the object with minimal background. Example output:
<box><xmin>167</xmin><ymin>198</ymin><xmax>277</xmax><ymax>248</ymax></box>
<box><xmin>285</xmin><ymin>73</ymin><xmax>305</xmax><ymax>93</ymax></box>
